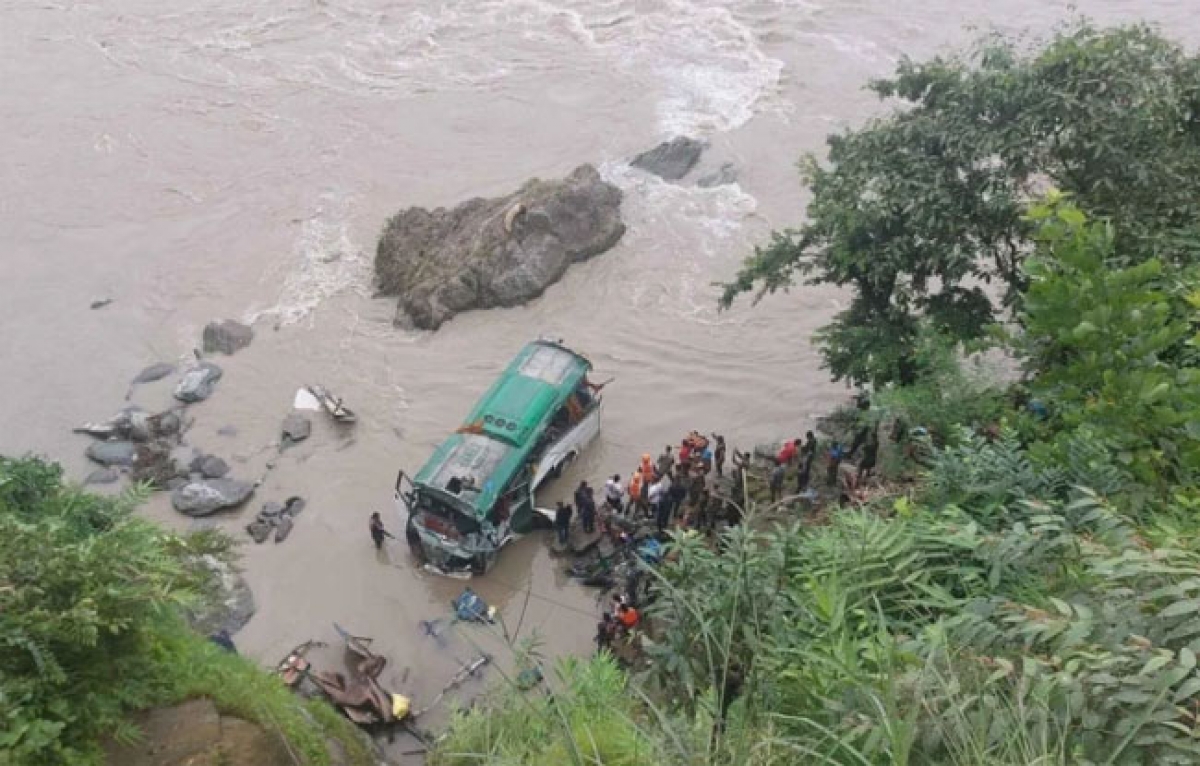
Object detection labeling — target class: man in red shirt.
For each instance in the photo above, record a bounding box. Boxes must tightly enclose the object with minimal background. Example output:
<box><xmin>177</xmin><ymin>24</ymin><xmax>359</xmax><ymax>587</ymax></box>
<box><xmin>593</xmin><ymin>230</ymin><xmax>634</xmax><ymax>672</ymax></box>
<box><xmin>617</xmin><ymin>603</ymin><xmax>640</xmax><ymax>631</ymax></box>
<box><xmin>777</xmin><ymin>438</ymin><xmax>799</xmax><ymax>466</ymax></box>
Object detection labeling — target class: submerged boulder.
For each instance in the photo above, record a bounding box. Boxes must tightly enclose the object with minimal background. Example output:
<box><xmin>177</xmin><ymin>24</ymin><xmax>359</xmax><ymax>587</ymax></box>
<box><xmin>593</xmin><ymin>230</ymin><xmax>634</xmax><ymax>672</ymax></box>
<box><xmin>631</xmin><ymin>136</ymin><xmax>704</xmax><ymax>181</ymax></box>
<box><xmin>696</xmin><ymin>162</ymin><xmax>738</xmax><ymax>188</ymax></box>
<box><xmin>84</xmin><ymin>467</ymin><xmax>121</xmax><ymax>485</ymax></box>
<box><xmin>184</xmin><ymin>554</ymin><xmax>257</xmax><ymax>636</ymax></box>
<box><xmin>171</xmin><ymin>478</ymin><xmax>254</xmax><ymax>517</ymax></box>
<box><xmin>203</xmin><ymin>320</ymin><xmax>254</xmax><ymax>355</ymax></box>
<box><xmin>375</xmin><ymin>164</ymin><xmax>625</xmax><ymax>330</ymax></box>
<box><xmin>280</xmin><ymin>413</ymin><xmax>311</xmax><ymax>445</ymax></box>
<box><xmin>86</xmin><ymin>440</ymin><xmax>137</xmax><ymax>467</ymax></box>
<box><xmin>198</xmin><ymin>455</ymin><xmax>230</xmax><ymax>479</ymax></box>
<box><xmin>174</xmin><ymin>362</ymin><xmax>223</xmax><ymax>403</ymax></box>
<box><xmin>130</xmin><ymin>362</ymin><xmax>175</xmax><ymax>385</ymax></box>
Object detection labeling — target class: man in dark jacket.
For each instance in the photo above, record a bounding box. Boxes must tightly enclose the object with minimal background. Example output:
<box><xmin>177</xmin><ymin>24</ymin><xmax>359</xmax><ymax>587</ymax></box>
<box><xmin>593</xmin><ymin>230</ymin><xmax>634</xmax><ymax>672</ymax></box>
<box><xmin>575</xmin><ymin>481</ymin><xmax>597</xmax><ymax>534</ymax></box>
<box><xmin>554</xmin><ymin>501</ymin><xmax>573</xmax><ymax>545</ymax></box>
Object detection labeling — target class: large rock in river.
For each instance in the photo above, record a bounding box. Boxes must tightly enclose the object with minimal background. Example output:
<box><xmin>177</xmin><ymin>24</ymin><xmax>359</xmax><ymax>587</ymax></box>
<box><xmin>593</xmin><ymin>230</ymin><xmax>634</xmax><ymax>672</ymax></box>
<box><xmin>631</xmin><ymin>136</ymin><xmax>704</xmax><ymax>181</ymax></box>
<box><xmin>171</xmin><ymin>478</ymin><xmax>254</xmax><ymax>517</ymax></box>
<box><xmin>86</xmin><ymin>440</ymin><xmax>137</xmax><ymax>467</ymax></box>
<box><xmin>375</xmin><ymin>164</ymin><xmax>625</xmax><ymax>330</ymax></box>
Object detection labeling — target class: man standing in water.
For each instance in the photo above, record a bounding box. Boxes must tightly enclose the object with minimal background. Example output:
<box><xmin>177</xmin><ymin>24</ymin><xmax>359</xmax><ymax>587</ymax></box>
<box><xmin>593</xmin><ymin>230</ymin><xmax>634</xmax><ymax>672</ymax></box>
<box><xmin>369</xmin><ymin>512</ymin><xmax>393</xmax><ymax>550</ymax></box>
<box><xmin>554</xmin><ymin>500</ymin><xmax>573</xmax><ymax>546</ymax></box>
<box><xmin>575</xmin><ymin>480</ymin><xmax>597</xmax><ymax>534</ymax></box>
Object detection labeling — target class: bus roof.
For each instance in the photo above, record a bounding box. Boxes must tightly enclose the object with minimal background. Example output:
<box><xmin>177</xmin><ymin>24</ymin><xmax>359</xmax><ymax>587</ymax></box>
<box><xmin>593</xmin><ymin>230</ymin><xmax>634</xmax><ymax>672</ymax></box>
<box><xmin>412</xmin><ymin>340</ymin><xmax>592</xmax><ymax>516</ymax></box>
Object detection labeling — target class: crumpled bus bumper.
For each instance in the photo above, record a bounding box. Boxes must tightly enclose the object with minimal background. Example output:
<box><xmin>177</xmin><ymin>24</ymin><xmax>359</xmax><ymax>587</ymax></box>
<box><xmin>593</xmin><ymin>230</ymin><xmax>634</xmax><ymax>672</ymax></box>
<box><xmin>409</xmin><ymin>523</ymin><xmax>499</xmax><ymax>576</ymax></box>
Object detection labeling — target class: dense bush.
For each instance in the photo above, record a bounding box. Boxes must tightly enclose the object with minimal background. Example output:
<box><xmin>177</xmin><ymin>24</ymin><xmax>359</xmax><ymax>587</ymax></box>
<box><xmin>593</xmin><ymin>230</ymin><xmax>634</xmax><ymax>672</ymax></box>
<box><xmin>0</xmin><ymin>456</ymin><xmax>371</xmax><ymax>766</ymax></box>
<box><xmin>432</xmin><ymin>201</ymin><xmax>1200</xmax><ymax>764</ymax></box>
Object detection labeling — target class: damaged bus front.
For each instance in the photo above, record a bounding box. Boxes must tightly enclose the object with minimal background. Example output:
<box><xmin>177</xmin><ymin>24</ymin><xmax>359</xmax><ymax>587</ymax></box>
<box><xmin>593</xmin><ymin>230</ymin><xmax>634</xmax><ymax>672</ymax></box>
<box><xmin>395</xmin><ymin>340</ymin><xmax>602</xmax><ymax>575</ymax></box>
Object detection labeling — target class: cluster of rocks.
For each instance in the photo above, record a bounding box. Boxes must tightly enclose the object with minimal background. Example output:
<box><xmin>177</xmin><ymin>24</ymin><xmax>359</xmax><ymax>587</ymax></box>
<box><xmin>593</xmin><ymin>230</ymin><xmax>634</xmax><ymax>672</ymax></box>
<box><xmin>374</xmin><ymin>136</ymin><xmax>735</xmax><ymax>329</ymax></box>
<box><xmin>245</xmin><ymin>496</ymin><xmax>306</xmax><ymax>544</ymax></box>
<box><xmin>75</xmin><ymin>320</ymin><xmax>337</xmax><ymax>558</ymax></box>
<box><xmin>77</xmin><ymin>320</ymin><xmax>257</xmax><ymax>513</ymax></box>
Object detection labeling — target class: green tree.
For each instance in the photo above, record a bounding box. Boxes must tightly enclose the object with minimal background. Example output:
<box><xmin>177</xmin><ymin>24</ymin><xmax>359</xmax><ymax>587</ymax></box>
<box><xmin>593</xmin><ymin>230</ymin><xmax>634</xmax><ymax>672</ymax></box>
<box><xmin>0</xmin><ymin>458</ymin><xmax>194</xmax><ymax>763</ymax></box>
<box><xmin>1013</xmin><ymin>198</ymin><xmax>1200</xmax><ymax>499</ymax></box>
<box><xmin>721</xmin><ymin>23</ymin><xmax>1200</xmax><ymax>386</ymax></box>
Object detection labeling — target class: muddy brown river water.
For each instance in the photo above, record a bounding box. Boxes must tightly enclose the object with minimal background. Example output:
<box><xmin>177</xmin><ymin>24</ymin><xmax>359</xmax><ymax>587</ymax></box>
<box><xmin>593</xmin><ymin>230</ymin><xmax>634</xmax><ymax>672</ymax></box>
<box><xmin>2</xmin><ymin>0</ymin><xmax>1196</xmax><ymax>756</ymax></box>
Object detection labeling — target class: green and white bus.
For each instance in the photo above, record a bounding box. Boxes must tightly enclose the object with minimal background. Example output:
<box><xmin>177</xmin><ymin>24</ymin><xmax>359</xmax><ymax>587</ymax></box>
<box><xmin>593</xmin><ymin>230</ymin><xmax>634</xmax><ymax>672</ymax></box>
<box><xmin>395</xmin><ymin>339</ymin><xmax>603</xmax><ymax>575</ymax></box>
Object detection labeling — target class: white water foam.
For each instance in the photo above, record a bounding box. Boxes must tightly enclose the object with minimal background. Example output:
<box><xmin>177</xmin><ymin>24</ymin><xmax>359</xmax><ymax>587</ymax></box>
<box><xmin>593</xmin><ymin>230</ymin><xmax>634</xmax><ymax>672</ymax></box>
<box><xmin>90</xmin><ymin>0</ymin><xmax>785</xmax><ymax>139</ymax></box>
<box><xmin>599</xmin><ymin>160</ymin><xmax>760</xmax><ymax>322</ymax></box>
<box><xmin>245</xmin><ymin>190</ymin><xmax>370</xmax><ymax>328</ymax></box>
<box><xmin>599</xmin><ymin>0</ymin><xmax>785</xmax><ymax>136</ymax></box>
<box><xmin>84</xmin><ymin>0</ymin><xmax>786</xmax><ymax>325</ymax></box>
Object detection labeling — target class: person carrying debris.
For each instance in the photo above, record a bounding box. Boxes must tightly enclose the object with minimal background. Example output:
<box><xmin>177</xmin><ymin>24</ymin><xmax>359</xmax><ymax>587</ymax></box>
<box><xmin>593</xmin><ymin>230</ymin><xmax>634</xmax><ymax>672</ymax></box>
<box><xmin>369</xmin><ymin>512</ymin><xmax>394</xmax><ymax>550</ymax></box>
<box><xmin>826</xmin><ymin>442</ymin><xmax>846</xmax><ymax>487</ymax></box>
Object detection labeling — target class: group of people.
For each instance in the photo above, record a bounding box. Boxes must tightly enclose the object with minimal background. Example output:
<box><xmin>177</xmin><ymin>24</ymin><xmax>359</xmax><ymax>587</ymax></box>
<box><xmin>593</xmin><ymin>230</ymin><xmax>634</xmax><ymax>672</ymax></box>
<box><xmin>766</xmin><ymin>422</ymin><xmax>880</xmax><ymax>504</ymax></box>
<box><xmin>606</xmin><ymin>431</ymin><xmax>729</xmax><ymax>533</ymax></box>
<box><xmin>550</xmin><ymin>431</ymin><xmax>736</xmax><ymax>550</ymax></box>
<box><xmin>552</xmin><ymin>479</ymin><xmax>599</xmax><ymax>545</ymax></box>
<box><xmin>594</xmin><ymin>593</ymin><xmax>641</xmax><ymax>652</ymax></box>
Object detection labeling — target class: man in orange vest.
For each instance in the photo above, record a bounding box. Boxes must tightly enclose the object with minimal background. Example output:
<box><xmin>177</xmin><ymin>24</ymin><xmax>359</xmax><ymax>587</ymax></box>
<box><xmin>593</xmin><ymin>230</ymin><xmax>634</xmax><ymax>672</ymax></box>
<box><xmin>627</xmin><ymin>469</ymin><xmax>644</xmax><ymax>516</ymax></box>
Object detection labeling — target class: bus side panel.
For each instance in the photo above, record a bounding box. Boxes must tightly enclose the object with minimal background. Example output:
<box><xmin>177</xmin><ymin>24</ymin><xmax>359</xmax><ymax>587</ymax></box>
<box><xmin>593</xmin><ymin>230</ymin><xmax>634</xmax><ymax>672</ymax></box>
<box><xmin>532</xmin><ymin>402</ymin><xmax>603</xmax><ymax>490</ymax></box>
<box><xmin>510</xmin><ymin>491</ymin><xmax>537</xmax><ymax>534</ymax></box>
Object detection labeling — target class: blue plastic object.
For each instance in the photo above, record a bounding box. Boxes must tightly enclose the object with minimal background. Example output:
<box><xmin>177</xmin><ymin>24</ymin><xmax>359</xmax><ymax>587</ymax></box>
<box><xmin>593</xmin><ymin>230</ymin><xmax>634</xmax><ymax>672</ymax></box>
<box><xmin>453</xmin><ymin>587</ymin><xmax>494</xmax><ymax>623</ymax></box>
<box><xmin>637</xmin><ymin>538</ymin><xmax>663</xmax><ymax>564</ymax></box>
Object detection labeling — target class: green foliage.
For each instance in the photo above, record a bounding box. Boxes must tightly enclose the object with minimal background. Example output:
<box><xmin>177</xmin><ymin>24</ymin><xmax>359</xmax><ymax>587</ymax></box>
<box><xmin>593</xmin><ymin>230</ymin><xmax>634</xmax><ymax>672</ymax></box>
<box><xmin>722</xmin><ymin>23</ymin><xmax>1200</xmax><ymax>385</ymax></box>
<box><xmin>0</xmin><ymin>457</ymin><xmax>189</xmax><ymax>764</ymax></box>
<box><xmin>431</xmin><ymin>653</ymin><xmax>668</xmax><ymax>766</ymax></box>
<box><xmin>1015</xmin><ymin>199</ymin><xmax>1200</xmax><ymax>499</ymax></box>
<box><xmin>867</xmin><ymin>329</ymin><xmax>1007</xmax><ymax>449</ymax></box>
<box><xmin>0</xmin><ymin>456</ymin><xmax>371</xmax><ymax>766</ymax></box>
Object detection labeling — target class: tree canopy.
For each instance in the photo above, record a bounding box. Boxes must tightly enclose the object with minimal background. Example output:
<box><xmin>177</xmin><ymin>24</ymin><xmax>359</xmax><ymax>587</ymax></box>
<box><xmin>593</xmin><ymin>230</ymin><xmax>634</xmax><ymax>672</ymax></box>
<box><xmin>722</xmin><ymin>23</ymin><xmax>1200</xmax><ymax>386</ymax></box>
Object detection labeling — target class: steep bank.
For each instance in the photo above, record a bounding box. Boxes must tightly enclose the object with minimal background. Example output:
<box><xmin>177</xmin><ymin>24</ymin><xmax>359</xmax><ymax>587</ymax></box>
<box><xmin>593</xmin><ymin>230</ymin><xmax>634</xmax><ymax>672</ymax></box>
<box><xmin>0</xmin><ymin>456</ymin><xmax>378</xmax><ymax>766</ymax></box>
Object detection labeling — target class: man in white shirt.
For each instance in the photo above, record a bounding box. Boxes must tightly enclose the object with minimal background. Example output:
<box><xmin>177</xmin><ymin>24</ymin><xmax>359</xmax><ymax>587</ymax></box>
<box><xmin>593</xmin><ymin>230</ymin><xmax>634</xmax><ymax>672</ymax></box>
<box><xmin>650</xmin><ymin>474</ymin><xmax>671</xmax><ymax>531</ymax></box>
<box><xmin>604</xmin><ymin>474</ymin><xmax>625</xmax><ymax>514</ymax></box>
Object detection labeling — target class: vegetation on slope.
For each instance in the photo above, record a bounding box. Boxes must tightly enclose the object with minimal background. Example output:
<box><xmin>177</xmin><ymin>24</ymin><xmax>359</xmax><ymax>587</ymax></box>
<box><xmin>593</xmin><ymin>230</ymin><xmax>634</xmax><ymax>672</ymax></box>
<box><xmin>0</xmin><ymin>457</ymin><xmax>373</xmax><ymax>766</ymax></box>
<box><xmin>431</xmin><ymin>22</ymin><xmax>1200</xmax><ymax>766</ymax></box>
